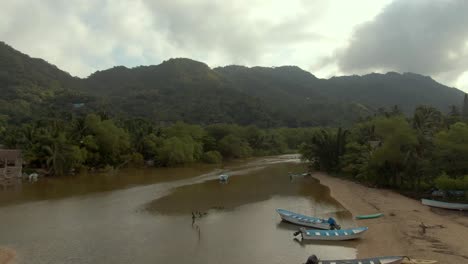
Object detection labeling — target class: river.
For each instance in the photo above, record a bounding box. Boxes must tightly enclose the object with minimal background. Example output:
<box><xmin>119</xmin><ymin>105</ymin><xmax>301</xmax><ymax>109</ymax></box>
<box><xmin>0</xmin><ymin>155</ymin><xmax>357</xmax><ymax>264</ymax></box>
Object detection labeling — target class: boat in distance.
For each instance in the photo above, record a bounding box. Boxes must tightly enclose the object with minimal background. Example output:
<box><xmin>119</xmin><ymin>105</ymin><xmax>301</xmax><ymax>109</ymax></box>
<box><xmin>421</xmin><ymin>199</ymin><xmax>468</xmax><ymax>210</ymax></box>
<box><xmin>218</xmin><ymin>174</ymin><xmax>229</xmax><ymax>182</ymax></box>
<box><xmin>276</xmin><ymin>209</ymin><xmax>340</xmax><ymax>229</ymax></box>
<box><xmin>295</xmin><ymin>226</ymin><xmax>368</xmax><ymax>241</ymax></box>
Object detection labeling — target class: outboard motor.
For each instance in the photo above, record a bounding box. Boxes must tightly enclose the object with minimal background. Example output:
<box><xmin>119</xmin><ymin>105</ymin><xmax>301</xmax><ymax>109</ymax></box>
<box><xmin>305</xmin><ymin>255</ymin><xmax>319</xmax><ymax>264</ymax></box>
<box><xmin>327</xmin><ymin>217</ymin><xmax>341</xmax><ymax>230</ymax></box>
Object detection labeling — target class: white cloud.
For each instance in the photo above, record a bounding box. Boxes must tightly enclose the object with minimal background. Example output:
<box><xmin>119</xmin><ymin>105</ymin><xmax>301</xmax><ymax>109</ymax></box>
<box><xmin>0</xmin><ymin>0</ymin><xmax>391</xmax><ymax>76</ymax></box>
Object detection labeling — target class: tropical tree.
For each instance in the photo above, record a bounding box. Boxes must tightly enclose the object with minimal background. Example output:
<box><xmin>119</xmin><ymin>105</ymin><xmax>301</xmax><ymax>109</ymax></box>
<box><xmin>43</xmin><ymin>133</ymin><xmax>85</xmax><ymax>176</ymax></box>
<box><xmin>300</xmin><ymin>128</ymin><xmax>348</xmax><ymax>172</ymax></box>
<box><xmin>218</xmin><ymin>134</ymin><xmax>252</xmax><ymax>158</ymax></box>
<box><xmin>369</xmin><ymin>116</ymin><xmax>418</xmax><ymax>186</ymax></box>
<box><xmin>412</xmin><ymin>106</ymin><xmax>443</xmax><ymax>138</ymax></box>
<box><xmin>434</xmin><ymin>122</ymin><xmax>468</xmax><ymax>176</ymax></box>
<box><xmin>157</xmin><ymin>136</ymin><xmax>202</xmax><ymax>166</ymax></box>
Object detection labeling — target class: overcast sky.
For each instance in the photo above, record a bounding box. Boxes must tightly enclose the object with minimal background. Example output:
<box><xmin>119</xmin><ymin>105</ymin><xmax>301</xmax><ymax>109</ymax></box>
<box><xmin>2</xmin><ymin>0</ymin><xmax>468</xmax><ymax>92</ymax></box>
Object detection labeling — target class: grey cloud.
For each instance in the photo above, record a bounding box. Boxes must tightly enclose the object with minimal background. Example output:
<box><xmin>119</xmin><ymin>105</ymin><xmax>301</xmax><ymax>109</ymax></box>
<box><xmin>1</xmin><ymin>0</ymin><xmax>326</xmax><ymax>76</ymax></box>
<box><xmin>141</xmin><ymin>0</ymin><xmax>326</xmax><ymax>64</ymax></box>
<box><xmin>335</xmin><ymin>0</ymin><xmax>468</xmax><ymax>83</ymax></box>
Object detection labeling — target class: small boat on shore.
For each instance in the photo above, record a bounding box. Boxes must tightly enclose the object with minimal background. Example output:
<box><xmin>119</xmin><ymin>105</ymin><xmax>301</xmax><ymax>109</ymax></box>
<box><xmin>356</xmin><ymin>213</ymin><xmax>384</xmax><ymax>219</ymax></box>
<box><xmin>304</xmin><ymin>255</ymin><xmax>404</xmax><ymax>264</ymax></box>
<box><xmin>276</xmin><ymin>209</ymin><xmax>340</xmax><ymax>229</ymax></box>
<box><xmin>294</xmin><ymin>226</ymin><xmax>368</xmax><ymax>241</ymax></box>
<box><xmin>421</xmin><ymin>199</ymin><xmax>468</xmax><ymax>211</ymax></box>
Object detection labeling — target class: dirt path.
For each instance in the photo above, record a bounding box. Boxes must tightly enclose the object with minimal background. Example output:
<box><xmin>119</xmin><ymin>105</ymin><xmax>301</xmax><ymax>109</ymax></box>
<box><xmin>313</xmin><ymin>172</ymin><xmax>468</xmax><ymax>264</ymax></box>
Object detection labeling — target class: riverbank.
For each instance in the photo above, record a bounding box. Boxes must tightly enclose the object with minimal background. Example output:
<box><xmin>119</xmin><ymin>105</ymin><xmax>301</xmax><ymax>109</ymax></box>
<box><xmin>0</xmin><ymin>248</ymin><xmax>15</xmax><ymax>264</ymax></box>
<box><xmin>312</xmin><ymin>172</ymin><xmax>468</xmax><ymax>264</ymax></box>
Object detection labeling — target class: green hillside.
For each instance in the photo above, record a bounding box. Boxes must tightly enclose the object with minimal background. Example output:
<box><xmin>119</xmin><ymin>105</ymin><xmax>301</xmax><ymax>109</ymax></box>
<box><xmin>0</xmin><ymin>42</ymin><xmax>465</xmax><ymax>127</ymax></box>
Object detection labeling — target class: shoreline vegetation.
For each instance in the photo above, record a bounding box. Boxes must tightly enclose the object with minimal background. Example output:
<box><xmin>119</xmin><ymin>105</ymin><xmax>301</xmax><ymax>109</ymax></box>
<box><xmin>299</xmin><ymin>105</ymin><xmax>468</xmax><ymax>202</ymax></box>
<box><xmin>312</xmin><ymin>172</ymin><xmax>468</xmax><ymax>264</ymax></box>
<box><xmin>1</xmin><ymin>118</ymin><xmax>313</xmax><ymax>177</ymax></box>
<box><xmin>1</xmin><ymin>104</ymin><xmax>467</xmax><ymax>199</ymax></box>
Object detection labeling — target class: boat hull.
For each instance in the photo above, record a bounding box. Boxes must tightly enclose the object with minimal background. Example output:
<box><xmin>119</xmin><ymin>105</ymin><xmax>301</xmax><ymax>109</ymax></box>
<box><xmin>300</xmin><ymin>227</ymin><xmax>368</xmax><ymax>241</ymax></box>
<box><xmin>356</xmin><ymin>213</ymin><xmax>384</xmax><ymax>219</ymax></box>
<box><xmin>317</xmin><ymin>256</ymin><xmax>403</xmax><ymax>264</ymax></box>
<box><xmin>276</xmin><ymin>209</ymin><xmax>331</xmax><ymax>229</ymax></box>
<box><xmin>421</xmin><ymin>199</ymin><xmax>468</xmax><ymax>210</ymax></box>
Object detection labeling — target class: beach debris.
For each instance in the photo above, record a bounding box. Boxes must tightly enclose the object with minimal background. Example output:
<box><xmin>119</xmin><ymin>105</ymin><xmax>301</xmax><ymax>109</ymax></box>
<box><xmin>419</xmin><ymin>222</ymin><xmax>445</xmax><ymax>234</ymax></box>
<box><xmin>28</xmin><ymin>172</ymin><xmax>39</xmax><ymax>182</ymax></box>
<box><xmin>191</xmin><ymin>210</ymin><xmax>208</xmax><ymax>225</ymax></box>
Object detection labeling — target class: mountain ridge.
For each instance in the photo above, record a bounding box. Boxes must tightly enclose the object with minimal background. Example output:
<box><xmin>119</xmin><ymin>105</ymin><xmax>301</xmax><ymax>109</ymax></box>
<box><xmin>0</xmin><ymin>41</ymin><xmax>465</xmax><ymax>126</ymax></box>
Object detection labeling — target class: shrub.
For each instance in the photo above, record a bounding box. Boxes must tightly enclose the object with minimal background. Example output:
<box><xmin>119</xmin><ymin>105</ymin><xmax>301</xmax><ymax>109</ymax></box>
<box><xmin>202</xmin><ymin>151</ymin><xmax>222</xmax><ymax>164</ymax></box>
<box><xmin>434</xmin><ymin>172</ymin><xmax>468</xmax><ymax>190</ymax></box>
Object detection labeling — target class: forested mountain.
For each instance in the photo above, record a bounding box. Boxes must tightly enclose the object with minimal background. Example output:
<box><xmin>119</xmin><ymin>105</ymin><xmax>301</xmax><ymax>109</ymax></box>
<box><xmin>324</xmin><ymin>72</ymin><xmax>464</xmax><ymax>113</ymax></box>
<box><xmin>0</xmin><ymin>42</ymin><xmax>97</xmax><ymax>123</ymax></box>
<box><xmin>82</xmin><ymin>59</ymin><xmax>280</xmax><ymax>126</ymax></box>
<box><xmin>0</xmin><ymin>42</ymin><xmax>465</xmax><ymax>127</ymax></box>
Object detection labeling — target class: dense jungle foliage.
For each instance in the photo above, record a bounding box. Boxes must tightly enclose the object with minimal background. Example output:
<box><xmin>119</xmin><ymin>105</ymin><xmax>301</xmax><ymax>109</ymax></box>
<box><xmin>0</xmin><ymin>115</ymin><xmax>318</xmax><ymax>176</ymax></box>
<box><xmin>299</xmin><ymin>105</ymin><xmax>468</xmax><ymax>196</ymax></box>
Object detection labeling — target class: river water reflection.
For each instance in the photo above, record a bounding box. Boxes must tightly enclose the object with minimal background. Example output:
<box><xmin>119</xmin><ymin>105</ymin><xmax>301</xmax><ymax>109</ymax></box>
<box><xmin>0</xmin><ymin>155</ymin><xmax>356</xmax><ymax>264</ymax></box>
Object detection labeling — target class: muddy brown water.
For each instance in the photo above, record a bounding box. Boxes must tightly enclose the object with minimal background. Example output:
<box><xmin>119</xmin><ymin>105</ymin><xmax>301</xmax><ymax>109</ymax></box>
<box><xmin>0</xmin><ymin>155</ymin><xmax>357</xmax><ymax>264</ymax></box>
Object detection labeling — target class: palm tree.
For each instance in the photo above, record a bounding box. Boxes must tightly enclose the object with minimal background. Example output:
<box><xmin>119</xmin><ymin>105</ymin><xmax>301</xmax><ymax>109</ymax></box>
<box><xmin>300</xmin><ymin>128</ymin><xmax>349</xmax><ymax>172</ymax></box>
<box><xmin>42</xmin><ymin>133</ymin><xmax>79</xmax><ymax>176</ymax></box>
<box><xmin>412</xmin><ymin>106</ymin><xmax>443</xmax><ymax>138</ymax></box>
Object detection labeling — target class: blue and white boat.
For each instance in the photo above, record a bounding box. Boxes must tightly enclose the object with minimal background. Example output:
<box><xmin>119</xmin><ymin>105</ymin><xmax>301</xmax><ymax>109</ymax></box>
<box><xmin>421</xmin><ymin>199</ymin><xmax>468</xmax><ymax>211</ymax></box>
<box><xmin>296</xmin><ymin>226</ymin><xmax>368</xmax><ymax>241</ymax></box>
<box><xmin>276</xmin><ymin>209</ymin><xmax>339</xmax><ymax>230</ymax></box>
<box><xmin>304</xmin><ymin>255</ymin><xmax>404</xmax><ymax>264</ymax></box>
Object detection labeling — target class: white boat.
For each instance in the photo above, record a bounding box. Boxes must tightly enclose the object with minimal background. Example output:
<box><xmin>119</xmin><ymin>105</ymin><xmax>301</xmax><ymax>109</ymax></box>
<box><xmin>421</xmin><ymin>199</ymin><xmax>468</xmax><ymax>210</ymax></box>
<box><xmin>305</xmin><ymin>255</ymin><xmax>404</xmax><ymax>264</ymax></box>
<box><xmin>218</xmin><ymin>174</ymin><xmax>229</xmax><ymax>181</ymax></box>
<box><xmin>296</xmin><ymin>226</ymin><xmax>368</xmax><ymax>241</ymax></box>
<box><xmin>276</xmin><ymin>209</ymin><xmax>336</xmax><ymax>229</ymax></box>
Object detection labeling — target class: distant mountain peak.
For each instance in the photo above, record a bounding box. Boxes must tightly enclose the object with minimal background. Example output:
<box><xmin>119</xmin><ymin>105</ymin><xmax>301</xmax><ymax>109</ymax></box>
<box><xmin>160</xmin><ymin>58</ymin><xmax>210</xmax><ymax>68</ymax></box>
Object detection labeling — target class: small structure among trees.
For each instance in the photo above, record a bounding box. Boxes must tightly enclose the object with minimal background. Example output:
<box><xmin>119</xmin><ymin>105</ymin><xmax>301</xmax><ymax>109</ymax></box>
<box><xmin>0</xmin><ymin>149</ymin><xmax>23</xmax><ymax>189</ymax></box>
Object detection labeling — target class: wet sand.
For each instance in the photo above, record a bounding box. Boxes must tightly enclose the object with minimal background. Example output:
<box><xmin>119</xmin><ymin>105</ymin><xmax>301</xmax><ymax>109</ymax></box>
<box><xmin>0</xmin><ymin>248</ymin><xmax>15</xmax><ymax>264</ymax></box>
<box><xmin>313</xmin><ymin>172</ymin><xmax>468</xmax><ymax>264</ymax></box>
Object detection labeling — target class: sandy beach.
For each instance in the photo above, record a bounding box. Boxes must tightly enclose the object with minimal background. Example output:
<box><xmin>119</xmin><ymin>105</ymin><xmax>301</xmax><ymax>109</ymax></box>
<box><xmin>0</xmin><ymin>248</ymin><xmax>15</xmax><ymax>264</ymax></box>
<box><xmin>313</xmin><ymin>172</ymin><xmax>468</xmax><ymax>264</ymax></box>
